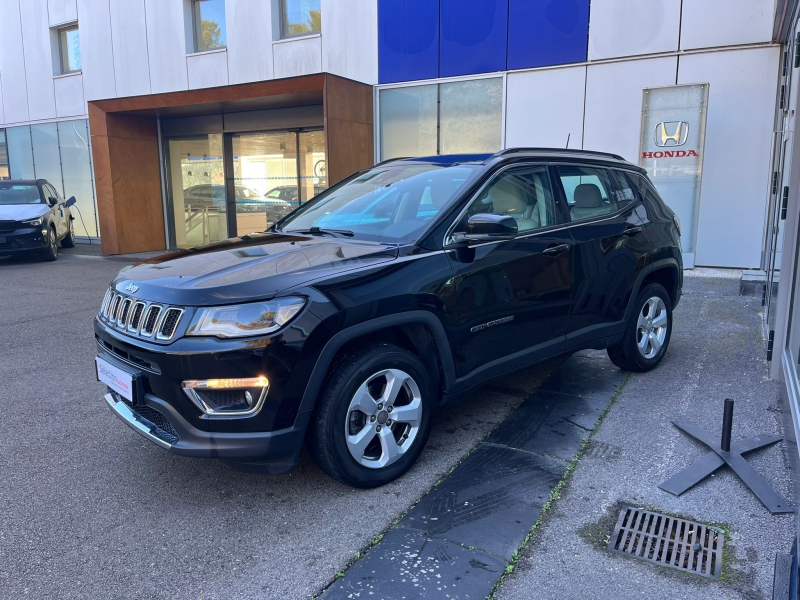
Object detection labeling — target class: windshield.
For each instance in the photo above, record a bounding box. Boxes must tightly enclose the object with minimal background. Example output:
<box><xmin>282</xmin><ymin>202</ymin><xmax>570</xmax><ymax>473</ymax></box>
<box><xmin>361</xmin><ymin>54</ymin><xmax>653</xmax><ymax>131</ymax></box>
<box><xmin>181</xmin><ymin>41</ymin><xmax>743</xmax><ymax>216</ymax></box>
<box><xmin>0</xmin><ymin>184</ymin><xmax>42</xmax><ymax>205</ymax></box>
<box><xmin>277</xmin><ymin>163</ymin><xmax>478</xmax><ymax>243</ymax></box>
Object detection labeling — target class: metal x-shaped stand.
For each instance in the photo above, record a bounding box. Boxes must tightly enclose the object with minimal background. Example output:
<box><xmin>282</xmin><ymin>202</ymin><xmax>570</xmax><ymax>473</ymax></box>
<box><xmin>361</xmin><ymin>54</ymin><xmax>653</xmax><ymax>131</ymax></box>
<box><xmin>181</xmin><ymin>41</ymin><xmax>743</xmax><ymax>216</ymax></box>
<box><xmin>659</xmin><ymin>400</ymin><xmax>793</xmax><ymax>515</ymax></box>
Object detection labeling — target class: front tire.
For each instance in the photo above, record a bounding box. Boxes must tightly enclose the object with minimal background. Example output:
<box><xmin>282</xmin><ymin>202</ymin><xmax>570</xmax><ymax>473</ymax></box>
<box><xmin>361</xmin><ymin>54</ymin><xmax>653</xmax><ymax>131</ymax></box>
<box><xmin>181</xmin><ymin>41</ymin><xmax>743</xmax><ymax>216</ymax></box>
<box><xmin>41</xmin><ymin>226</ymin><xmax>58</xmax><ymax>261</ymax></box>
<box><xmin>308</xmin><ymin>343</ymin><xmax>435</xmax><ymax>488</ymax></box>
<box><xmin>607</xmin><ymin>283</ymin><xmax>673</xmax><ymax>372</ymax></box>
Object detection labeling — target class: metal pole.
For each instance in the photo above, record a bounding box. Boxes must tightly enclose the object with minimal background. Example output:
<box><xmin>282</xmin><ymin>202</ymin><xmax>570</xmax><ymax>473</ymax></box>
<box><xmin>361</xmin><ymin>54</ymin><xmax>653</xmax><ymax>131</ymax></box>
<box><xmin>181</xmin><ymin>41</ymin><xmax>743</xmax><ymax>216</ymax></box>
<box><xmin>721</xmin><ymin>399</ymin><xmax>734</xmax><ymax>453</ymax></box>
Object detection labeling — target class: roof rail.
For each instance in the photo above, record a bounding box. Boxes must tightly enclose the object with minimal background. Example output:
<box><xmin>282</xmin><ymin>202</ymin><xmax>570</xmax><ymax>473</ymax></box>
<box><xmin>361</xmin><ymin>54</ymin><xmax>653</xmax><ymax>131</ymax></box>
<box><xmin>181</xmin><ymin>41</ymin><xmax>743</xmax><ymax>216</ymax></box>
<box><xmin>373</xmin><ymin>156</ymin><xmax>412</xmax><ymax>167</ymax></box>
<box><xmin>492</xmin><ymin>147</ymin><xmax>627</xmax><ymax>162</ymax></box>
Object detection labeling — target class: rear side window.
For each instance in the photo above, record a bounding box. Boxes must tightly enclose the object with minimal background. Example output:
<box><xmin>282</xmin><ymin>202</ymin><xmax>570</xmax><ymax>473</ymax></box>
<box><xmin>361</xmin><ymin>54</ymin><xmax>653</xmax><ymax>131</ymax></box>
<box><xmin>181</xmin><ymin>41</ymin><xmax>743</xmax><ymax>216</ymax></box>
<box><xmin>610</xmin><ymin>170</ymin><xmax>639</xmax><ymax>206</ymax></box>
<box><xmin>556</xmin><ymin>166</ymin><xmax>618</xmax><ymax>222</ymax></box>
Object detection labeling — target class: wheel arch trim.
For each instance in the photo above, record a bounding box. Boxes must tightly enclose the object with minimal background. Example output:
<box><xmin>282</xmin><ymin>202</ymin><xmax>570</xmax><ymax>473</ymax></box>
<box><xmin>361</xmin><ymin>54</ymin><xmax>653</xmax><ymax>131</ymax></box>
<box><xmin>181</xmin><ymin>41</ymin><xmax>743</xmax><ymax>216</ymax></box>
<box><xmin>297</xmin><ymin>311</ymin><xmax>456</xmax><ymax>414</ymax></box>
<box><xmin>625</xmin><ymin>258</ymin><xmax>682</xmax><ymax>322</ymax></box>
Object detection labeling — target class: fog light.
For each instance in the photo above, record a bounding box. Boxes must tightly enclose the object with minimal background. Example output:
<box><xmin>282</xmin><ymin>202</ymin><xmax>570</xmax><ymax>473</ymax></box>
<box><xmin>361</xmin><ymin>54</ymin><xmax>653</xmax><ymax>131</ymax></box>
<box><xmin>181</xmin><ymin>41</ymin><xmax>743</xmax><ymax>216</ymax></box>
<box><xmin>181</xmin><ymin>376</ymin><xmax>269</xmax><ymax>418</ymax></box>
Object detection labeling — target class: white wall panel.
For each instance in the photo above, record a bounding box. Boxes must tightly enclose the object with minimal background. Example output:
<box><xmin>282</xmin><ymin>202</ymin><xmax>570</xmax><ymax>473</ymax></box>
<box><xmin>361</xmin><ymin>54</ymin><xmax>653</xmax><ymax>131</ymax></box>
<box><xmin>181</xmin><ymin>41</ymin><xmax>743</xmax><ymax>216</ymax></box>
<box><xmin>19</xmin><ymin>0</ymin><xmax>57</xmax><ymax>121</ymax></box>
<box><xmin>680</xmin><ymin>0</ymin><xmax>774</xmax><ymax>50</ymax></box>
<box><xmin>321</xmin><ymin>0</ymin><xmax>378</xmax><ymax>84</ymax></box>
<box><xmin>273</xmin><ymin>36</ymin><xmax>322</xmax><ymax>80</ymax></box>
<box><xmin>77</xmin><ymin>0</ymin><xmax>116</xmax><ymax>101</ymax></box>
<box><xmin>48</xmin><ymin>0</ymin><xmax>77</xmax><ymax>25</ymax></box>
<box><xmin>679</xmin><ymin>47</ymin><xmax>780</xmax><ymax>268</ymax></box>
<box><xmin>143</xmin><ymin>0</ymin><xmax>188</xmax><ymax>93</ymax></box>
<box><xmin>54</xmin><ymin>73</ymin><xmax>85</xmax><ymax>116</ymax></box>
<box><xmin>226</xmin><ymin>0</ymin><xmax>274</xmax><ymax>84</ymax></box>
<box><xmin>584</xmin><ymin>56</ymin><xmax>677</xmax><ymax>162</ymax></box>
<box><xmin>0</xmin><ymin>0</ymin><xmax>30</xmax><ymax>124</ymax></box>
<box><xmin>110</xmin><ymin>0</ymin><xmax>151</xmax><ymax>97</ymax></box>
<box><xmin>506</xmin><ymin>66</ymin><xmax>586</xmax><ymax>149</ymax></box>
<box><xmin>588</xmin><ymin>0</ymin><xmax>681</xmax><ymax>60</ymax></box>
<box><xmin>187</xmin><ymin>50</ymin><xmax>229</xmax><ymax>89</ymax></box>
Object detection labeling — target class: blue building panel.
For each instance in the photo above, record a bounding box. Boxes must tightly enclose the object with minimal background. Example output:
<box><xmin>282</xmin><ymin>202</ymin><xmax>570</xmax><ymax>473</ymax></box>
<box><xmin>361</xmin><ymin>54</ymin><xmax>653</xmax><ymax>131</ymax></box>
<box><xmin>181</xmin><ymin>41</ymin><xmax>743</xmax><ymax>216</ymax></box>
<box><xmin>439</xmin><ymin>0</ymin><xmax>508</xmax><ymax>78</ymax></box>
<box><xmin>378</xmin><ymin>0</ymin><xmax>440</xmax><ymax>84</ymax></box>
<box><xmin>507</xmin><ymin>0</ymin><xmax>590</xmax><ymax>70</ymax></box>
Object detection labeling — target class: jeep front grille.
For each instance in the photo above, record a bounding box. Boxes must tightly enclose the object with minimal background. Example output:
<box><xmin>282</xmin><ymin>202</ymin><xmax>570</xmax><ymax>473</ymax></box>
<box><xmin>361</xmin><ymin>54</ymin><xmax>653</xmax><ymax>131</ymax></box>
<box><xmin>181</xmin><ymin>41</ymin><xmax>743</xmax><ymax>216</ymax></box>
<box><xmin>97</xmin><ymin>288</ymin><xmax>187</xmax><ymax>343</ymax></box>
<box><xmin>157</xmin><ymin>308</ymin><xmax>184</xmax><ymax>341</ymax></box>
<box><xmin>141</xmin><ymin>305</ymin><xmax>162</xmax><ymax>337</ymax></box>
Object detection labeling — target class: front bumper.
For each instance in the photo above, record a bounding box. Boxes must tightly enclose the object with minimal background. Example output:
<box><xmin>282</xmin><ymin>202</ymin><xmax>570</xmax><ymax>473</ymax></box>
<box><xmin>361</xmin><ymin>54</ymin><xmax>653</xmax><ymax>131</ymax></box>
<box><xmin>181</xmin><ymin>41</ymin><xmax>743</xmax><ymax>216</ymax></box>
<box><xmin>104</xmin><ymin>389</ymin><xmax>309</xmax><ymax>473</ymax></box>
<box><xmin>0</xmin><ymin>226</ymin><xmax>50</xmax><ymax>254</ymax></box>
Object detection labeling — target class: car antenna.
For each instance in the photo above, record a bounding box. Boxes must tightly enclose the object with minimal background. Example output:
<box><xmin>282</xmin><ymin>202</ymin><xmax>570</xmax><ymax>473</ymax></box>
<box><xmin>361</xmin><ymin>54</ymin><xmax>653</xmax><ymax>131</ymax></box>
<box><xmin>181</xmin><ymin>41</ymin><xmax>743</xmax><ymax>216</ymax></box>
<box><xmin>565</xmin><ymin>133</ymin><xmax>571</xmax><ymax>149</ymax></box>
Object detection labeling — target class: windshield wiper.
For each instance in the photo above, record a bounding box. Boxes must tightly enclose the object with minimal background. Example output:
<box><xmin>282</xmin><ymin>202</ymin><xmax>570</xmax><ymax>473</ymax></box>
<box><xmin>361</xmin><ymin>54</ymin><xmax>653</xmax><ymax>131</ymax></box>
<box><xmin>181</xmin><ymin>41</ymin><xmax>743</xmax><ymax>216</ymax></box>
<box><xmin>287</xmin><ymin>227</ymin><xmax>355</xmax><ymax>238</ymax></box>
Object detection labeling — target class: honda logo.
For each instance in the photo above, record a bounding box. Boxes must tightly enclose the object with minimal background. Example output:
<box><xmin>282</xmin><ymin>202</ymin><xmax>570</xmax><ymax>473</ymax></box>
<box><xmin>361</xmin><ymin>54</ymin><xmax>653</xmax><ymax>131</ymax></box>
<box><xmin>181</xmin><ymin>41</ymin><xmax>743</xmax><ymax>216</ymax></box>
<box><xmin>654</xmin><ymin>121</ymin><xmax>689</xmax><ymax>147</ymax></box>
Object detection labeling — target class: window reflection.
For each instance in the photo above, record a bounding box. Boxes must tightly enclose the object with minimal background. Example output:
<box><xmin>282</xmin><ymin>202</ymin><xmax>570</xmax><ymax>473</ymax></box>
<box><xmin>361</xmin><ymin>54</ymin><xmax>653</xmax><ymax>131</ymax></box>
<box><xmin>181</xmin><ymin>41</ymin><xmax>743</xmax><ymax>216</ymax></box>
<box><xmin>281</xmin><ymin>0</ymin><xmax>321</xmax><ymax>38</ymax></box>
<box><xmin>193</xmin><ymin>0</ymin><xmax>227</xmax><ymax>51</ymax></box>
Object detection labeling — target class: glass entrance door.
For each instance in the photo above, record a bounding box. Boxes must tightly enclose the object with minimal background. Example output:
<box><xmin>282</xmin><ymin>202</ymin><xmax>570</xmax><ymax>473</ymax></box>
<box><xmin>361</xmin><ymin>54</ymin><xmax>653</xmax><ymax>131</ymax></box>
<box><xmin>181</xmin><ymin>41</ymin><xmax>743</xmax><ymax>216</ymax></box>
<box><xmin>166</xmin><ymin>134</ymin><xmax>227</xmax><ymax>247</ymax></box>
<box><xmin>165</xmin><ymin>129</ymin><xmax>327</xmax><ymax>248</ymax></box>
<box><xmin>299</xmin><ymin>130</ymin><xmax>327</xmax><ymax>203</ymax></box>
<box><xmin>230</xmin><ymin>131</ymin><xmax>297</xmax><ymax>236</ymax></box>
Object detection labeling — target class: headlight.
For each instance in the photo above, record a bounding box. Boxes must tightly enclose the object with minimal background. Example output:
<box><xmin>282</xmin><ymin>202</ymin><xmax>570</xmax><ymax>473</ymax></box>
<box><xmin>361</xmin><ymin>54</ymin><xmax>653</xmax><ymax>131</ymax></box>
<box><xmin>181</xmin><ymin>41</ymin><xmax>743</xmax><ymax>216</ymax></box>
<box><xmin>22</xmin><ymin>217</ymin><xmax>43</xmax><ymax>226</ymax></box>
<box><xmin>186</xmin><ymin>297</ymin><xmax>306</xmax><ymax>338</ymax></box>
<box><xmin>672</xmin><ymin>214</ymin><xmax>682</xmax><ymax>236</ymax></box>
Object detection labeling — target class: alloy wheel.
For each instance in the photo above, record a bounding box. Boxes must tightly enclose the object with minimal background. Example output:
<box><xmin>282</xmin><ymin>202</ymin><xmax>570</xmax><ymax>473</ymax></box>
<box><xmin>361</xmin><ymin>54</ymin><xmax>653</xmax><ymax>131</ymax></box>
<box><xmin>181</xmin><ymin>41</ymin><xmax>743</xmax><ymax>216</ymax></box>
<box><xmin>344</xmin><ymin>368</ymin><xmax>422</xmax><ymax>469</ymax></box>
<box><xmin>636</xmin><ymin>296</ymin><xmax>668</xmax><ymax>359</ymax></box>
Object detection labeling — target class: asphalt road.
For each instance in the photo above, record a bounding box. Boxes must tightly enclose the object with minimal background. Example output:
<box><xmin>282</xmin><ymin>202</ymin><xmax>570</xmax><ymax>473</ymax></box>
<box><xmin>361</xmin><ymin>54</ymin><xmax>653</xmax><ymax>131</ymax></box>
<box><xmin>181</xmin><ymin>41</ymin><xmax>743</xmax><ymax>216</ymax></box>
<box><xmin>0</xmin><ymin>250</ymin><xmax>557</xmax><ymax>599</ymax></box>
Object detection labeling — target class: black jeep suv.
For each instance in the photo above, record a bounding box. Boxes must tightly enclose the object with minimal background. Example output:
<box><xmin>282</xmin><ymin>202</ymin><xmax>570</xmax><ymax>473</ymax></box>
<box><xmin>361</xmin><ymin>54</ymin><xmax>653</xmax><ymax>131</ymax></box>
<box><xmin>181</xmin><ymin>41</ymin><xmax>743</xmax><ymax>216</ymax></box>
<box><xmin>95</xmin><ymin>149</ymin><xmax>682</xmax><ymax>487</ymax></box>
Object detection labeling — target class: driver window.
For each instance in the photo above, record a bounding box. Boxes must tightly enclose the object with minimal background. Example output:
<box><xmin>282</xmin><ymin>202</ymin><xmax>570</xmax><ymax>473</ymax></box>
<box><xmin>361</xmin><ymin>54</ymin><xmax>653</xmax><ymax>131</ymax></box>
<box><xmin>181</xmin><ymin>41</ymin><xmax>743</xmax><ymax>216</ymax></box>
<box><xmin>453</xmin><ymin>166</ymin><xmax>556</xmax><ymax>235</ymax></box>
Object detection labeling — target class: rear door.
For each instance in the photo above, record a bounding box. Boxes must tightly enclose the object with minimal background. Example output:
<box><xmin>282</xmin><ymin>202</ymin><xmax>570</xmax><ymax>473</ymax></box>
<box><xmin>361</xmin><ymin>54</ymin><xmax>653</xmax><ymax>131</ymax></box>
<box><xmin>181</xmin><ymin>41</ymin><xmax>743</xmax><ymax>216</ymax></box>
<box><xmin>553</xmin><ymin>165</ymin><xmax>651</xmax><ymax>348</ymax></box>
<box><xmin>45</xmin><ymin>184</ymin><xmax>68</xmax><ymax>237</ymax></box>
<box><xmin>446</xmin><ymin>164</ymin><xmax>574</xmax><ymax>377</ymax></box>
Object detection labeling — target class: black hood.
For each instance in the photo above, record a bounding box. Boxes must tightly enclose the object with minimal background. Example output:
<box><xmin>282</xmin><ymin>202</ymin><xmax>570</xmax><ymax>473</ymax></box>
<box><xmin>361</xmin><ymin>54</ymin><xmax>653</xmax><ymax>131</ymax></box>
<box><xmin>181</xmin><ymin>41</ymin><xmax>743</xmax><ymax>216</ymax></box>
<box><xmin>111</xmin><ymin>233</ymin><xmax>399</xmax><ymax>306</ymax></box>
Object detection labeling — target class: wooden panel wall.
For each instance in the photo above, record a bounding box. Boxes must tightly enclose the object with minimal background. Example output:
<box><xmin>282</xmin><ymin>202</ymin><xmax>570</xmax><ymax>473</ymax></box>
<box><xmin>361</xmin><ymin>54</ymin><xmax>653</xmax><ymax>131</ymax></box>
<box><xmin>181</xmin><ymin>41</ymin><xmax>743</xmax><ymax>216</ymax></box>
<box><xmin>324</xmin><ymin>75</ymin><xmax>375</xmax><ymax>185</ymax></box>
<box><xmin>90</xmin><ymin>107</ymin><xmax>165</xmax><ymax>254</ymax></box>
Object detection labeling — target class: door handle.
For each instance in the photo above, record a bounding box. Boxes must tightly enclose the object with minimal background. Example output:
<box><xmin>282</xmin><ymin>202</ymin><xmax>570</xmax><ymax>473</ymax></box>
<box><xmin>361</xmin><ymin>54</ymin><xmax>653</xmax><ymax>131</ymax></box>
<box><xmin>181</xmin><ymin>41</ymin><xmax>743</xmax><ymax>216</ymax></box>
<box><xmin>542</xmin><ymin>243</ymin><xmax>571</xmax><ymax>256</ymax></box>
<box><xmin>623</xmin><ymin>226</ymin><xmax>643</xmax><ymax>236</ymax></box>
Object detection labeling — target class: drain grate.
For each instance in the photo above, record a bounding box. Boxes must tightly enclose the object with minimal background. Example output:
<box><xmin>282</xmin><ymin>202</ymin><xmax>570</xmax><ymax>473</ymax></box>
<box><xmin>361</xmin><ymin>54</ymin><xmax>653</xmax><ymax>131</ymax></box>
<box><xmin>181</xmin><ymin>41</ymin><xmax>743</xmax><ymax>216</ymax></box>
<box><xmin>607</xmin><ymin>507</ymin><xmax>724</xmax><ymax>579</ymax></box>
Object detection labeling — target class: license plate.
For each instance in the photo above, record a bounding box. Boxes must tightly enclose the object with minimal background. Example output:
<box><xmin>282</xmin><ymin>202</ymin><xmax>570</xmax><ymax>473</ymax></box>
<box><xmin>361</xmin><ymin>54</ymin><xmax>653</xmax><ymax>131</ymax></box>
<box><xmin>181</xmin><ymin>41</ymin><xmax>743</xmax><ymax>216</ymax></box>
<box><xmin>96</xmin><ymin>356</ymin><xmax>134</xmax><ymax>401</ymax></box>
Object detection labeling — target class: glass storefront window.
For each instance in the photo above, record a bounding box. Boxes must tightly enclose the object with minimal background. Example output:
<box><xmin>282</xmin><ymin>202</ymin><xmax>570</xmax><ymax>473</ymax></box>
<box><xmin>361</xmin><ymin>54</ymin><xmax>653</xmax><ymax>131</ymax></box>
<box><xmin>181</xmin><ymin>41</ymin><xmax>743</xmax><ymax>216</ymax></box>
<box><xmin>58</xmin><ymin>120</ymin><xmax>98</xmax><ymax>237</ymax></box>
<box><xmin>3</xmin><ymin>120</ymin><xmax>98</xmax><ymax>238</ymax></box>
<box><xmin>167</xmin><ymin>134</ymin><xmax>227</xmax><ymax>248</ymax></box>
<box><xmin>439</xmin><ymin>78</ymin><xmax>503</xmax><ymax>155</ymax></box>
<box><xmin>31</xmin><ymin>124</ymin><xmax>64</xmax><ymax>194</ymax></box>
<box><xmin>281</xmin><ymin>0</ymin><xmax>321</xmax><ymax>38</ymax></box>
<box><xmin>0</xmin><ymin>130</ymin><xmax>8</xmax><ymax>179</ymax></box>
<box><xmin>192</xmin><ymin>0</ymin><xmax>227</xmax><ymax>52</ymax></box>
<box><xmin>379</xmin><ymin>78</ymin><xmax>503</xmax><ymax>160</ymax></box>
<box><xmin>379</xmin><ymin>86</ymin><xmax>438</xmax><ymax>161</ymax></box>
<box><xmin>6</xmin><ymin>126</ymin><xmax>35</xmax><ymax>180</ymax></box>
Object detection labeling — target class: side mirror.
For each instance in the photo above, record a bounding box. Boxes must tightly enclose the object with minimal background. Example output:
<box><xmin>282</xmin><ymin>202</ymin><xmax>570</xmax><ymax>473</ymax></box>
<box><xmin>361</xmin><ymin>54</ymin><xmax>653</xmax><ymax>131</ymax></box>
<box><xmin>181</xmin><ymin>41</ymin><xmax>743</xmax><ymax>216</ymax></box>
<box><xmin>65</xmin><ymin>196</ymin><xmax>77</xmax><ymax>207</ymax></box>
<box><xmin>48</xmin><ymin>197</ymin><xmax>58</xmax><ymax>207</ymax></box>
<box><xmin>463</xmin><ymin>213</ymin><xmax>518</xmax><ymax>242</ymax></box>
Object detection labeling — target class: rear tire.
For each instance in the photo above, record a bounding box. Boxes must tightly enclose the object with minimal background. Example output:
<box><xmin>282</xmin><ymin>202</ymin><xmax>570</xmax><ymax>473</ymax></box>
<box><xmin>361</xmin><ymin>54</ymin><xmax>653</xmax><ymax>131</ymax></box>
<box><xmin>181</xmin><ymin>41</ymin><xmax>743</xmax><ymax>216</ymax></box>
<box><xmin>308</xmin><ymin>343</ymin><xmax>434</xmax><ymax>488</ymax></box>
<box><xmin>61</xmin><ymin>219</ymin><xmax>76</xmax><ymax>248</ymax></box>
<box><xmin>41</xmin><ymin>226</ymin><xmax>58</xmax><ymax>262</ymax></box>
<box><xmin>607</xmin><ymin>283</ymin><xmax>672</xmax><ymax>372</ymax></box>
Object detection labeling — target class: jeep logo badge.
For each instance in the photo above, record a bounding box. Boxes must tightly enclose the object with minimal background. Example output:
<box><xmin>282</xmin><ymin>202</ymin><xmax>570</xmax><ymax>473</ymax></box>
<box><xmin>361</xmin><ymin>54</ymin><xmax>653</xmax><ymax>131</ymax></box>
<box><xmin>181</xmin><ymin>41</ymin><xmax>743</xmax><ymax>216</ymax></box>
<box><xmin>125</xmin><ymin>283</ymin><xmax>139</xmax><ymax>294</ymax></box>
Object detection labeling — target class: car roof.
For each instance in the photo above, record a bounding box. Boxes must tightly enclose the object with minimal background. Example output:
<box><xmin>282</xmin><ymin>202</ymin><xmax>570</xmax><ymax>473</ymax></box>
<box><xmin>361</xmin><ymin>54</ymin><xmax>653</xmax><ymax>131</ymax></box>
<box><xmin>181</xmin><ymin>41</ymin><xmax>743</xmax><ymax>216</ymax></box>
<box><xmin>1</xmin><ymin>179</ymin><xmax>47</xmax><ymax>186</ymax></box>
<box><xmin>381</xmin><ymin>148</ymin><xmax>644</xmax><ymax>172</ymax></box>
